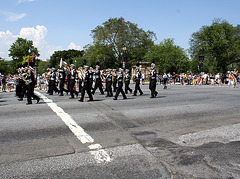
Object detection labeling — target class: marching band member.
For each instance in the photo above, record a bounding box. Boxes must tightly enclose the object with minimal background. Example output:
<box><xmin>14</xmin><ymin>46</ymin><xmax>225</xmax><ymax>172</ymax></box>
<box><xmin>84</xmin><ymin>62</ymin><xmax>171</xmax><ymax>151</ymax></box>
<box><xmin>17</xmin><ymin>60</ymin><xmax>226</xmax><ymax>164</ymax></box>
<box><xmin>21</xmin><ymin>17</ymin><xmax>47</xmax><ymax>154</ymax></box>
<box><xmin>79</xmin><ymin>65</ymin><xmax>93</xmax><ymax>102</ymax></box>
<box><xmin>113</xmin><ymin>68</ymin><xmax>127</xmax><ymax>100</ymax></box>
<box><xmin>124</xmin><ymin>69</ymin><xmax>132</xmax><ymax>94</ymax></box>
<box><xmin>105</xmin><ymin>68</ymin><xmax>113</xmax><ymax>97</ymax></box>
<box><xmin>133</xmin><ymin>67</ymin><xmax>143</xmax><ymax>96</ymax></box>
<box><xmin>149</xmin><ymin>63</ymin><xmax>158</xmax><ymax>98</ymax></box>
<box><xmin>92</xmin><ymin>65</ymin><xmax>104</xmax><ymax>95</ymax></box>
<box><xmin>69</xmin><ymin>64</ymin><xmax>78</xmax><ymax>99</ymax></box>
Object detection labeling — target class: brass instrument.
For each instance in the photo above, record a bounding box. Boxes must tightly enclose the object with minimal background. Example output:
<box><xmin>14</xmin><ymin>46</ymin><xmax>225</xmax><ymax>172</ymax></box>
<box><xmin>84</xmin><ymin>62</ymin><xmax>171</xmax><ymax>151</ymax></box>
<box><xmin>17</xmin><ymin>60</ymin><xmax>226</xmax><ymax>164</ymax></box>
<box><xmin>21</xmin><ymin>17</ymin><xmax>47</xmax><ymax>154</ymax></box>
<box><xmin>22</xmin><ymin>73</ymin><xmax>29</xmax><ymax>85</ymax></box>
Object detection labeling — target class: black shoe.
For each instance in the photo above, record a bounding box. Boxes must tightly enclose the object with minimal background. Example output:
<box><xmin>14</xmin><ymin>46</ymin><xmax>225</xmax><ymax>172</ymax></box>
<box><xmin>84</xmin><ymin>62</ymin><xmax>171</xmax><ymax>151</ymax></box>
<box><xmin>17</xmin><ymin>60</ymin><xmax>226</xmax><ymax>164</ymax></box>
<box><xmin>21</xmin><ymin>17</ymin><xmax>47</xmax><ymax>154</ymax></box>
<box><xmin>18</xmin><ymin>98</ymin><xmax>23</xmax><ymax>101</ymax></box>
<box><xmin>150</xmin><ymin>96</ymin><xmax>155</xmax><ymax>98</ymax></box>
<box><xmin>123</xmin><ymin>97</ymin><xmax>127</xmax><ymax>99</ymax></box>
<box><xmin>37</xmin><ymin>98</ymin><xmax>40</xmax><ymax>103</ymax></box>
<box><xmin>26</xmin><ymin>102</ymin><xmax>32</xmax><ymax>105</ymax></box>
<box><xmin>140</xmin><ymin>93</ymin><xmax>143</xmax><ymax>96</ymax></box>
<box><xmin>125</xmin><ymin>92</ymin><xmax>128</xmax><ymax>94</ymax></box>
<box><xmin>59</xmin><ymin>94</ymin><xmax>63</xmax><ymax>96</ymax></box>
<box><xmin>155</xmin><ymin>91</ymin><xmax>158</xmax><ymax>97</ymax></box>
<box><xmin>78</xmin><ymin>98</ymin><xmax>83</xmax><ymax>102</ymax></box>
<box><xmin>100</xmin><ymin>93</ymin><xmax>104</xmax><ymax>95</ymax></box>
<box><xmin>105</xmin><ymin>95</ymin><xmax>109</xmax><ymax>97</ymax></box>
<box><xmin>132</xmin><ymin>94</ymin><xmax>137</xmax><ymax>96</ymax></box>
<box><xmin>87</xmin><ymin>99</ymin><xmax>93</xmax><ymax>102</ymax></box>
<box><xmin>113</xmin><ymin>97</ymin><xmax>117</xmax><ymax>100</ymax></box>
<box><xmin>76</xmin><ymin>92</ymin><xmax>78</xmax><ymax>97</ymax></box>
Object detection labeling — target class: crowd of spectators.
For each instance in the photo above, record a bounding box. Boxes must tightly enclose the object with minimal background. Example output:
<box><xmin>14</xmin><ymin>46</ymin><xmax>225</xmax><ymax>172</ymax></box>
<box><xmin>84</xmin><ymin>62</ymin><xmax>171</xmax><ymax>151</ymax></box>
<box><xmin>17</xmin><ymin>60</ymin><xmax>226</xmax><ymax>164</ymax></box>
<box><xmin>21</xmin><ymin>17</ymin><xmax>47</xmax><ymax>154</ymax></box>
<box><xmin>0</xmin><ymin>74</ymin><xmax>16</xmax><ymax>92</ymax></box>
<box><xmin>156</xmin><ymin>69</ymin><xmax>239</xmax><ymax>88</ymax></box>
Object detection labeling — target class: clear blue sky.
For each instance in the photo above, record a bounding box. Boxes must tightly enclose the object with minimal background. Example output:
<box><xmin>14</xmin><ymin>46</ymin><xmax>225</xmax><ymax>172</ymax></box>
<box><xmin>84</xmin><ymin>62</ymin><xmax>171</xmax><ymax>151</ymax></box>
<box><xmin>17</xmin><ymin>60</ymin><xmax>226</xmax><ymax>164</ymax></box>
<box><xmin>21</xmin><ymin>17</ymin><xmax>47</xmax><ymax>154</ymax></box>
<box><xmin>0</xmin><ymin>0</ymin><xmax>239</xmax><ymax>60</ymax></box>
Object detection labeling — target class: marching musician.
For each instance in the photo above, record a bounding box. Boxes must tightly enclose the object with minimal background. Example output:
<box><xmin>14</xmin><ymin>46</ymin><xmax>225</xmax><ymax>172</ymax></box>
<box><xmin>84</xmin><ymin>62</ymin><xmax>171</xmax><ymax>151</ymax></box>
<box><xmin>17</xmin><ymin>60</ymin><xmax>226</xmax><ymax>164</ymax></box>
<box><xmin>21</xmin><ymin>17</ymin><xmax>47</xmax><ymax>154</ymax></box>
<box><xmin>18</xmin><ymin>67</ymin><xmax>28</xmax><ymax>101</ymax></box>
<box><xmin>92</xmin><ymin>65</ymin><xmax>104</xmax><ymax>95</ymax></box>
<box><xmin>133</xmin><ymin>67</ymin><xmax>143</xmax><ymax>96</ymax></box>
<box><xmin>26</xmin><ymin>67</ymin><xmax>40</xmax><ymax>104</ymax></box>
<box><xmin>124</xmin><ymin>69</ymin><xmax>132</xmax><ymax>94</ymax></box>
<box><xmin>112</xmin><ymin>69</ymin><xmax>117</xmax><ymax>92</ymax></box>
<box><xmin>49</xmin><ymin>68</ymin><xmax>59</xmax><ymax>95</ymax></box>
<box><xmin>105</xmin><ymin>68</ymin><xmax>113</xmax><ymax>97</ymax></box>
<box><xmin>77</xmin><ymin>67</ymin><xmax>83</xmax><ymax>93</ymax></box>
<box><xmin>15</xmin><ymin>68</ymin><xmax>23</xmax><ymax>98</ymax></box>
<box><xmin>79</xmin><ymin>65</ymin><xmax>93</xmax><ymax>102</ymax></box>
<box><xmin>58</xmin><ymin>67</ymin><xmax>68</xmax><ymax>96</ymax></box>
<box><xmin>149</xmin><ymin>63</ymin><xmax>158</xmax><ymax>98</ymax></box>
<box><xmin>69</xmin><ymin>64</ymin><xmax>78</xmax><ymax>99</ymax></box>
<box><xmin>113</xmin><ymin>68</ymin><xmax>127</xmax><ymax>100</ymax></box>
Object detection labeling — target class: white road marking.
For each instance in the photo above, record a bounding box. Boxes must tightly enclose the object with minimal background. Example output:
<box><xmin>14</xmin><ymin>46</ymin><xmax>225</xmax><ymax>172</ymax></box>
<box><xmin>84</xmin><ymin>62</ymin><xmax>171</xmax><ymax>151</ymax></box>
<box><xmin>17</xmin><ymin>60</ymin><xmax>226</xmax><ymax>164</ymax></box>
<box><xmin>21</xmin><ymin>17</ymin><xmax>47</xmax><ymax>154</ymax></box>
<box><xmin>35</xmin><ymin>91</ymin><xmax>112</xmax><ymax>163</ymax></box>
<box><xmin>175</xmin><ymin>123</ymin><xmax>240</xmax><ymax>147</ymax></box>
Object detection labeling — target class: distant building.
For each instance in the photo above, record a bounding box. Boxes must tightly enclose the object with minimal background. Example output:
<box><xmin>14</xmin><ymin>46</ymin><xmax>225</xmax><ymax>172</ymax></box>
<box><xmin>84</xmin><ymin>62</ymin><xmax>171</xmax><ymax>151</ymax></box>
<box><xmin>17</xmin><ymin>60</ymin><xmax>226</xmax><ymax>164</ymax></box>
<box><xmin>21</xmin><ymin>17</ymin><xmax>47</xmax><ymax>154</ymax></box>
<box><xmin>131</xmin><ymin>61</ymin><xmax>154</xmax><ymax>81</ymax></box>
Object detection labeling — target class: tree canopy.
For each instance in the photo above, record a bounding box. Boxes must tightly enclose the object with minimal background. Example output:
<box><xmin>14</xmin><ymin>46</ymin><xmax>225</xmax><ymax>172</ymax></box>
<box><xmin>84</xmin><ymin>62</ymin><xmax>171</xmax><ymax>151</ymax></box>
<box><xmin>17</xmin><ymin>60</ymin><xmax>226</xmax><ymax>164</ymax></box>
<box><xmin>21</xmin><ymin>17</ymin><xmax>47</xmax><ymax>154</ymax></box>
<box><xmin>0</xmin><ymin>58</ymin><xmax>8</xmax><ymax>75</ymax></box>
<box><xmin>87</xmin><ymin>17</ymin><xmax>156</xmax><ymax>68</ymax></box>
<box><xmin>8</xmin><ymin>37</ymin><xmax>39</xmax><ymax>73</ymax></box>
<box><xmin>189</xmin><ymin>19</ymin><xmax>240</xmax><ymax>73</ymax></box>
<box><xmin>49</xmin><ymin>49</ymin><xmax>84</xmax><ymax>68</ymax></box>
<box><xmin>144</xmin><ymin>39</ymin><xmax>189</xmax><ymax>73</ymax></box>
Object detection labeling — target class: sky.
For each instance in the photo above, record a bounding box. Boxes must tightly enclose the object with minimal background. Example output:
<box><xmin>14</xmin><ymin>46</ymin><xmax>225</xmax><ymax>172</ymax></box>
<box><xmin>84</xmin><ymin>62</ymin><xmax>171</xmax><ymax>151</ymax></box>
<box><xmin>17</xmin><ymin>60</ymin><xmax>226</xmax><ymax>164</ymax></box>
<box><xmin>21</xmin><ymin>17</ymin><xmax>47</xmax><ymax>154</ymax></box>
<box><xmin>0</xmin><ymin>0</ymin><xmax>239</xmax><ymax>60</ymax></box>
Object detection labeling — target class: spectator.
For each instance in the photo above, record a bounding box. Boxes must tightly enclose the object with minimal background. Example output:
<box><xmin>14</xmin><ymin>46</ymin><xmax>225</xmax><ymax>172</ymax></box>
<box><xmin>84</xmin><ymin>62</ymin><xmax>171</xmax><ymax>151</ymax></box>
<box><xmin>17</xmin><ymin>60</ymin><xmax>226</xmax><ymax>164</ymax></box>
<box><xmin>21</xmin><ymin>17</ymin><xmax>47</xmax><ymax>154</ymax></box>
<box><xmin>2</xmin><ymin>75</ymin><xmax>6</xmax><ymax>92</ymax></box>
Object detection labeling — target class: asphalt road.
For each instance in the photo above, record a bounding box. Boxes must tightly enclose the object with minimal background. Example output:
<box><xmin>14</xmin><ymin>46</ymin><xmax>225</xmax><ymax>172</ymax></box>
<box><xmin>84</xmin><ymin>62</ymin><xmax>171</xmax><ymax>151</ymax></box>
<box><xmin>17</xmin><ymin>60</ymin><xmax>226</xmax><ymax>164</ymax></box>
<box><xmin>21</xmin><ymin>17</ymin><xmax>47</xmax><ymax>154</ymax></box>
<box><xmin>0</xmin><ymin>84</ymin><xmax>240</xmax><ymax>178</ymax></box>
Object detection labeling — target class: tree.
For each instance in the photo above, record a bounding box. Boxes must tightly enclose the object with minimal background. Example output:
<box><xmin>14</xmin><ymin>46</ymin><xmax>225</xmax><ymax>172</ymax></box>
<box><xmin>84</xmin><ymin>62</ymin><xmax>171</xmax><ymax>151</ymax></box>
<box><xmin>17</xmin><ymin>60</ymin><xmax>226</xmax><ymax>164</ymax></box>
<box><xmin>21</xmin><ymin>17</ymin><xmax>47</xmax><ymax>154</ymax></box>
<box><xmin>8</xmin><ymin>38</ymin><xmax>39</xmax><ymax>73</ymax></box>
<box><xmin>83</xmin><ymin>43</ymin><xmax>116</xmax><ymax>69</ymax></box>
<box><xmin>37</xmin><ymin>60</ymin><xmax>50</xmax><ymax>75</ymax></box>
<box><xmin>0</xmin><ymin>58</ymin><xmax>8</xmax><ymax>75</ymax></box>
<box><xmin>144</xmin><ymin>39</ymin><xmax>189</xmax><ymax>73</ymax></box>
<box><xmin>189</xmin><ymin>19</ymin><xmax>240</xmax><ymax>73</ymax></box>
<box><xmin>49</xmin><ymin>49</ymin><xmax>84</xmax><ymax>68</ymax></box>
<box><xmin>89</xmin><ymin>17</ymin><xmax>156</xmax><ymax>68</ymax></box>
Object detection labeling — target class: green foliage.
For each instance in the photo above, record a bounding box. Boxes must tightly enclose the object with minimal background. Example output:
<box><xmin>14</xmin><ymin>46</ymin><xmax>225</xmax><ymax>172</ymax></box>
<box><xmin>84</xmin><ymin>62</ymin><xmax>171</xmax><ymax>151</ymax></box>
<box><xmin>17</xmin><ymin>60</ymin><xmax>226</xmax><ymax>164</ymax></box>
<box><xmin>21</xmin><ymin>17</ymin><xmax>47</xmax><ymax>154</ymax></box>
<box><xmin>144</xmin><ymin>39</ymin><xmax>189</xmax><ymax>73</ymax></box>
<box><xmin>8</xmin><ymin>38</ymin><xmax>39</xmax><ymax>73</ymax></box>
<box><xmin>189</xmin><ymin>19</ymin><xmax>240</xmax><ymax>73</ymax></box>
<box><xmin>37</xmin><ymin>60</ymin><xmax>50</xmax><ymax>75</ymax></box>
<box><xmin>88</xmin><ymin>17</ymin><xmax>156</xmax><ymax>68</ymax></box>
<box><xmin>84</xmin><ymin>43</ymin><xmax>116</xmax><ymax>69</ymax></box>
<box><xmin>49</xmin><ymin>49</ymin><xmax>84</xmax><ymax>68</ymax></box>
<box><xmin>0</xmin><ymin>58</ymin><xmax>9</xmax><ymax>75</ymax></box>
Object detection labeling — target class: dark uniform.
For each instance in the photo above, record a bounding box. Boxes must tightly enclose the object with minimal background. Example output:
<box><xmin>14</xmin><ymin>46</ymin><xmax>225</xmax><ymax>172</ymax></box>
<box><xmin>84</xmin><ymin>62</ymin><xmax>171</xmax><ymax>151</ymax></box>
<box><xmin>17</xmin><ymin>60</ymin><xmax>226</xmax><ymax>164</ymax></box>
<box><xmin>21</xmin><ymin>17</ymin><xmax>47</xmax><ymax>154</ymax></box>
<box><xmin>16</xmin><ymin>68</ymin><xmax>23</xmax><ymax>98</ymax></box>
<box><xmin>79</xmin><ymin>66</ymin><xmax>93</xmax><ymax>102</ymax></box>
<box><xmin>113</xmin><ymin>68</ymin><xmax>127</xmax><ymax>100</ymax></box>
<box><xmin>112</xmin><ymin>69</ymin><xmax>117</xmax><ymax>92</ymax></box>
<box><xmin>89</xmin><ymin>67</ymin><xmax>94</xmax><ymax>91</ymax></box>
<box><xmin>18</xmin><ymin>68</ymin><xmax>28</xmax><ymax>101</ymax></box>
<box><xmin>92</xmin><ymin>66</ymin><xmax>104</xmax><ymax>95</ymax></box>
<box><xmin>149</xmin><ymin>63</ymin><xmax>158</xmax><ymax>98</ymax></box>
<box><xmin>124</xmin><ymin>69</ymin><xmax>132</xmax><ymax>94</ymax></box>
<box><xmin>58</xmin><ymin>68</ymin><xmax>68</xmax><ymax>96</ymax></box>
<box><xmin>78</xmin><ymin>68</ymin><xmax>83</xmax><ymax>93</ymax></box>
<box><xmin>133</xmin><ymin>67</ymin><xmax>143</xmax><ymax>96</ymax></box>
<box><xmin>105</xmin><ymin>69</ymin><xmax>113</xmax><ymax>97</ymax></box>
<box><xmin>69</xmin><ymin>64</ymin><xmax>78</xmax><ymax>99</ymax></box>
<box><xmin>49</xmin><ymin>68</ymin><xmax>58</xmax><ymax>95</ymax></box>
<box><xmin>26</xmin><ymin>68</ymin><xmax>40</xmax><ymax>104</ymax></box>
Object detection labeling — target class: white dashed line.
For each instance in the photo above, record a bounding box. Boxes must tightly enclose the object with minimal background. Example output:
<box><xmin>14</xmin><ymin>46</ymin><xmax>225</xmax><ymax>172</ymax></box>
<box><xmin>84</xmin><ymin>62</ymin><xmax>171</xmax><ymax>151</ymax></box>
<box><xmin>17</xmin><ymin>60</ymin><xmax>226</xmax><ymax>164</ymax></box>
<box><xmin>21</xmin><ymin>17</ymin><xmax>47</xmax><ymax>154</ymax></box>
<box><xmin>35</xmin><ymin>91</ymin><xmax>112</xmax><ymax>163</ymax></box>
